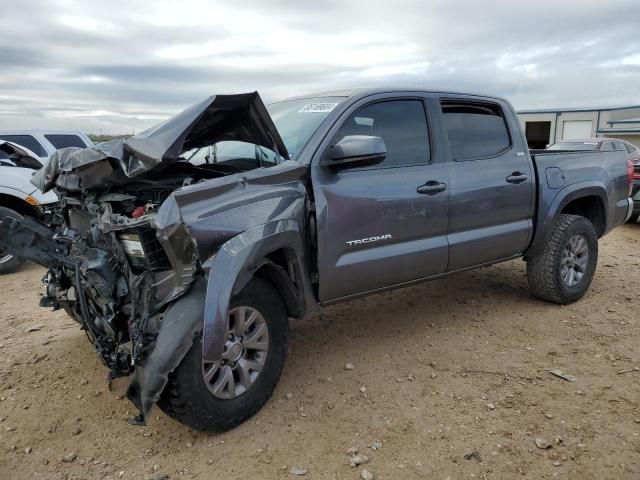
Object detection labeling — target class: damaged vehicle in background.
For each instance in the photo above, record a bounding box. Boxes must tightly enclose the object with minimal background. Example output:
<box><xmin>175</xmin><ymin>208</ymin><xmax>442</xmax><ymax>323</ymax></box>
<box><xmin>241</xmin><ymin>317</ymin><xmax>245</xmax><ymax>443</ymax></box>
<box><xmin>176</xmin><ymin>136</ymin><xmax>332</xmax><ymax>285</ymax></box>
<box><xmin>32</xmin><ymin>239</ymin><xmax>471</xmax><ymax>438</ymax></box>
<box><xmin>0</xmin><ymin>140</ymin><xmax>58</xmax><ymax>274</ymax></box>
<box><xmin>0</xmin><ymin>89</ymin><xmax>633</xmax><ymax>432</ymax></box>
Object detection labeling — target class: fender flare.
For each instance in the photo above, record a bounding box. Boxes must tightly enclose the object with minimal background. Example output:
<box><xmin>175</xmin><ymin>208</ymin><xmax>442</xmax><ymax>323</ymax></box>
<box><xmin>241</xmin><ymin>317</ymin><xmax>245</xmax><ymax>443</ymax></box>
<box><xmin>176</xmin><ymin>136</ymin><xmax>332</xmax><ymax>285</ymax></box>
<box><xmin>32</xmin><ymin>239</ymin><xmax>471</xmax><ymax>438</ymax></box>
<box><xmin>525</xmin><ymin>182</ymin><xmax>608</xmax><ymax>258</ymax></box>
<box><xmin>201</xmin><ymin>219</ymin><xmax>313</xmax><ymax>362</ymax></box>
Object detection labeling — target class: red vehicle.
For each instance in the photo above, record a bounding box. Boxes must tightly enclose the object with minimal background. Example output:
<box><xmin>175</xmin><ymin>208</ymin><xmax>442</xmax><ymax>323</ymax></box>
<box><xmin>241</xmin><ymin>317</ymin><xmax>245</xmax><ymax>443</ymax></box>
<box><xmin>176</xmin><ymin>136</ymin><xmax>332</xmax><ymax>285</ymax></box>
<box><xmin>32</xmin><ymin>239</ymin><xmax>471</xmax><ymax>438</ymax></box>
<box><xmin>547</xmin><ymin>138</ymin><xmax>640</xmax><ymax>222</ymax></box>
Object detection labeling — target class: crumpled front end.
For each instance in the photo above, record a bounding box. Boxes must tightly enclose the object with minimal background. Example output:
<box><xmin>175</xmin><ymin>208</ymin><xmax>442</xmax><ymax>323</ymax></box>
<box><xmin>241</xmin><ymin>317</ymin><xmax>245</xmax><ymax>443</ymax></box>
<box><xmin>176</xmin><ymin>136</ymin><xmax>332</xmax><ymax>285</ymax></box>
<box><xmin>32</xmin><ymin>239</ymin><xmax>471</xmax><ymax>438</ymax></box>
<box><xmin>0</xmin><ymin>92</ymin><xmax>307</xmax><ymax>425</ymax></box>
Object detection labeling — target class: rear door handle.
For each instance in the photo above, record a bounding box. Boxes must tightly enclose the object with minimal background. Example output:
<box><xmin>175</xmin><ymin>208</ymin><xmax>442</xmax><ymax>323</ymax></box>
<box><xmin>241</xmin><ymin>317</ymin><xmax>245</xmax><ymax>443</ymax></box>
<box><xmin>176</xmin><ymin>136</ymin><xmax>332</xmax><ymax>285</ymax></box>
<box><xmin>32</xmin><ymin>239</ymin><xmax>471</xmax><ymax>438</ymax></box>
<box><xmin>506</xmin><ymin>172</ymin><xmax>528</xmax><ymax>184</ymax></box>
<box><xmin>417</xmin><ymin>181</ymin><xmax>447</xmax><ymax>195</ymax></box>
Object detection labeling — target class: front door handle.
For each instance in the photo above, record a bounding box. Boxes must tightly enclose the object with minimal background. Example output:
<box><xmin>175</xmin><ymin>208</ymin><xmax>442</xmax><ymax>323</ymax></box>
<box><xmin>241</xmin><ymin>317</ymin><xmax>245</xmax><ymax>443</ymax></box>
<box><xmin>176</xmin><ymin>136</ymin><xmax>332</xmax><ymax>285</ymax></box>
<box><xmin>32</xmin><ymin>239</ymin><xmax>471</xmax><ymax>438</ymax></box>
<box><xmin>506</xmin><ymin>172</ymin><xmax>528</xmax><ymax>184</ymax></box>
<box><xmin>417</xmin><ymin>181</ymin><xmax>447</xmax><ymax>195</ymax></box>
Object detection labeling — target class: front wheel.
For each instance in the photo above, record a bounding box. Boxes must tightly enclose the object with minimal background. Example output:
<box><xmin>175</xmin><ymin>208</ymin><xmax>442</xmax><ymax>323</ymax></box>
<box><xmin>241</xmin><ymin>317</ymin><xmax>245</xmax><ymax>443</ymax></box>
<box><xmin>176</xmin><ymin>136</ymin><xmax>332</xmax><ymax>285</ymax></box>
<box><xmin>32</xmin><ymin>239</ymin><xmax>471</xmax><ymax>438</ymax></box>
<box><xmin>526</xmin><ymin>214</ymin><xmax>598</xmax><ymax>305</ymax></box>
<box><xmin>0</xmin><ymin>206</ymin><xmax>25</xmax><ymax>275</ymax></box>
<box><xmin>158</xmin><ymin>277</ymin><xmax>289</xmax><ymax>432</ymax></box>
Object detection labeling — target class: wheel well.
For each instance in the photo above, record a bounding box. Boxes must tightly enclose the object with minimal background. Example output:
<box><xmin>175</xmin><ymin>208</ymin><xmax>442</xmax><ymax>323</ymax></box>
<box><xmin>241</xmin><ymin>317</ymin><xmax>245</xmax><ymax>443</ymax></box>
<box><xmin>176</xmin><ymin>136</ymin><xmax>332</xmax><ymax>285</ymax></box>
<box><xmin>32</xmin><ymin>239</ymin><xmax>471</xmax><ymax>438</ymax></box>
<box><xmin>253</xmin><ymin>248</ymin><xmax>304</xmax><ymax>319</ymax></box>
<box><xmin>0</xmin><ymin>193</ymin><xmax>39</xmax><ymax>218</ymax></box>
<box><xmin>561</xmin><ymin>196</ymin><xmax>605</xmax><ymax>237</ymax></box>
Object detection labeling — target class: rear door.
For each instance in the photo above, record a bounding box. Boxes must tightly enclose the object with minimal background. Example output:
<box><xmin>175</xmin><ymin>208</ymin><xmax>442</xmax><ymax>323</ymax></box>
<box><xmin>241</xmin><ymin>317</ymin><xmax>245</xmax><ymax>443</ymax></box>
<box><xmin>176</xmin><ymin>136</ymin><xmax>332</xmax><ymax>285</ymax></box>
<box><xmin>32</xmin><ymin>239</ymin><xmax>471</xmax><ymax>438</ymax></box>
<box><xmin>312</xmin><ymin>95</ymin><xmax>450</xmax><ymax>301</ymax></box>
<box><xmin>435</xmin><ymin>96</ymin><xmax>535</xmax><ymax>271</ymax></box>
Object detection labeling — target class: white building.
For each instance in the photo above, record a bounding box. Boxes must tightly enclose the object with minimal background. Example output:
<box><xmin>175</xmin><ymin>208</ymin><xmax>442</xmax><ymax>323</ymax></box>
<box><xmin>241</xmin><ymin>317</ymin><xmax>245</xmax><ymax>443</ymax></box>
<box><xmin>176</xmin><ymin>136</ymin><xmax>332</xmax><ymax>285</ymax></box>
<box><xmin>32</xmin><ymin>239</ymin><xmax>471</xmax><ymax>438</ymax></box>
<box><xmin>517</xmin><ymin>105</ymin><xmax>640</xmax><ymax>149</ymax></box>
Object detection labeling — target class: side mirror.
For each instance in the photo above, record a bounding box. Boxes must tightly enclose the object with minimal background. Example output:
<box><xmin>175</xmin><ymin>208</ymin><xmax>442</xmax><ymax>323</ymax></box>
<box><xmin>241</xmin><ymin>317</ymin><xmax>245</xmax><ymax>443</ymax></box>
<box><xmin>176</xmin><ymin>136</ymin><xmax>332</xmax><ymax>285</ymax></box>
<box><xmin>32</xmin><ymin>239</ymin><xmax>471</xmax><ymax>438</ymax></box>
<box><xmin>320</xmin><ymin>135</ymin><xmax>387</xmax><ymax>170</ymax></box>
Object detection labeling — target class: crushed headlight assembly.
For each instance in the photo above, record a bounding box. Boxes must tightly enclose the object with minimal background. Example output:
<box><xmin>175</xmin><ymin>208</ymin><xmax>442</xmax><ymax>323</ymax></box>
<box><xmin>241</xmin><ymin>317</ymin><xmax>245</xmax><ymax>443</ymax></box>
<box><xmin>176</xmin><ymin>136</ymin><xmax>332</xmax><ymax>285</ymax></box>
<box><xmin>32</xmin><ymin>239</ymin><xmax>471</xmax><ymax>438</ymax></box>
<box><xmin>118</xmin><ymin>229</ymin><xmax>171</xmax><ymax>271</ymax></box>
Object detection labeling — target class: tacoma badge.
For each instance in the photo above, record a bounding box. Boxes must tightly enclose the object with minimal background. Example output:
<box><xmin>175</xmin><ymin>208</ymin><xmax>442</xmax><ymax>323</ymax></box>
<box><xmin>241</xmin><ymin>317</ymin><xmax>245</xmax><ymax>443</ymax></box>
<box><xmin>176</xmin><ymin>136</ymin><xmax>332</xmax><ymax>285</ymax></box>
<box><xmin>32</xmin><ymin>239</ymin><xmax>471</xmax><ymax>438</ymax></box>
<box><xmin>346</xmin><ymin>234</ymin><xmax>392</xmax><ymax>247</ymax></box>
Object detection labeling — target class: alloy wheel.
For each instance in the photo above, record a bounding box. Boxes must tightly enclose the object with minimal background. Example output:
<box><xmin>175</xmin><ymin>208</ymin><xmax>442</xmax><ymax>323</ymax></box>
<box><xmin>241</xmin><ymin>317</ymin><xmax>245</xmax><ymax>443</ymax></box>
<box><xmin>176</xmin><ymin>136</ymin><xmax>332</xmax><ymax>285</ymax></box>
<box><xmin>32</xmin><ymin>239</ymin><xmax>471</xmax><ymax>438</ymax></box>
<box><xmin>560</xmin><ymin>234</ymin><xmax>589</xmax><ymax>287</ymax></box>
<box><xmin>202</xmin><ymin>306</ymin><xmax>269</xmax><ymax>400</ymax></box>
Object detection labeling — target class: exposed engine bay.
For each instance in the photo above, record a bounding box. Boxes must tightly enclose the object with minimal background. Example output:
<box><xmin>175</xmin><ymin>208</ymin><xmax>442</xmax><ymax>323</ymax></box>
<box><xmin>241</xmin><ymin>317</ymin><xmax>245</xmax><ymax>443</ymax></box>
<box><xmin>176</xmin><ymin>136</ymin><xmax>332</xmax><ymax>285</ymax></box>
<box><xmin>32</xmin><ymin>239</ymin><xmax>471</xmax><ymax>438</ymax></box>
<box><xmin>39</xmin><ymin>161</ymin><xmax>234</xmax><ymax>377</ymax></box>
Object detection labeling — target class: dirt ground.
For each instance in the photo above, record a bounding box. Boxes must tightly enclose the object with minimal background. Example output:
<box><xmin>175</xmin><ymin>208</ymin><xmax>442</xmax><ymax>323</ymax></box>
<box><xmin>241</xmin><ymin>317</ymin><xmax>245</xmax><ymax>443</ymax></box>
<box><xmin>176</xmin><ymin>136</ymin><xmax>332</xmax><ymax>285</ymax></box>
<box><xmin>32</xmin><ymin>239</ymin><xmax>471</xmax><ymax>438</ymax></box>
<box><xmin>1</xmin><ymin>225</ymin><xmax>639</xmax><ymax>480</ymax></box>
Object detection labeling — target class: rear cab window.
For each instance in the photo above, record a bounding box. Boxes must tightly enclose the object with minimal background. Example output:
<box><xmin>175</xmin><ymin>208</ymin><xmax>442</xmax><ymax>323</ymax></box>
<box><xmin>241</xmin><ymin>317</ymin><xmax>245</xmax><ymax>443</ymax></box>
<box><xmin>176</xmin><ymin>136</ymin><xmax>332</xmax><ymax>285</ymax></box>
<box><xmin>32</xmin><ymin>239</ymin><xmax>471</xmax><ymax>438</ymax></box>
<box><xmin>45</xmin><ymin>134</ymin><xmax>88</xmax><ymax>149</ymax></box>
<box><xmin>440</xmin><ymin>101</ymin><xmax>511</xmax><ymax>160</ymax></box>
<box><xmin>0</xmin><ymin>135</ymin><xmax>47</xmax><ymax>157</ymax></box>
<box><xmin>333</xmin><ymin>99</ymin><xmax>431</xmax><ymax>168</ymax></box>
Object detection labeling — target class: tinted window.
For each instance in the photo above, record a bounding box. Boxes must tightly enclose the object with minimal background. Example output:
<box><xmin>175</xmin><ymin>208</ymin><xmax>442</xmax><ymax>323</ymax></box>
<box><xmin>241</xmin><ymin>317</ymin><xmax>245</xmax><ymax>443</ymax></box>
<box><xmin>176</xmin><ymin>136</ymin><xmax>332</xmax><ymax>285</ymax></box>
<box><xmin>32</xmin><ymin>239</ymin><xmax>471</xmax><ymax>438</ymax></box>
<box><xmin>0</xmin><ymin>135</ymin><xmax>46</xmax><ymax>157</ymax></box>
<box><xmin>613</xmin><ymin>142</ymin><xmax>626</xmax><ymax>152</ymax></box>
<box><xmin>441</xmin><ymin>102</ymin><xmax>511</xmax><ymax>160</ymax></box>
<box><xmin>45</xmin><ymin>134</ymin><xmax>87</xmax><ymax>149</ymax></box>
<box><xmin>334</xmin><ymin>100</ymin><xmax>430</xmax><ymax>167</ymax></box>
<box><xmin>601</xmin><ymin>142</ymin><xmax>615</xmax><ymax>152</ymax></box>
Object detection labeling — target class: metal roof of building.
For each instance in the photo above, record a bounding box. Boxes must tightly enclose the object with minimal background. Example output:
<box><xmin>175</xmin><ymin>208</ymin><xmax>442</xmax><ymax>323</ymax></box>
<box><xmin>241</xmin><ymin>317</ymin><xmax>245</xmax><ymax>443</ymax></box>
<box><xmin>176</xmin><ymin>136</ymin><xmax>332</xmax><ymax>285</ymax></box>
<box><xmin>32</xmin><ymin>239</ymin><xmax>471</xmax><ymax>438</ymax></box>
<box><xmin>518</xmin><ymin>105</ymin><xmax>640</xmax><ymax>114</ymax></box>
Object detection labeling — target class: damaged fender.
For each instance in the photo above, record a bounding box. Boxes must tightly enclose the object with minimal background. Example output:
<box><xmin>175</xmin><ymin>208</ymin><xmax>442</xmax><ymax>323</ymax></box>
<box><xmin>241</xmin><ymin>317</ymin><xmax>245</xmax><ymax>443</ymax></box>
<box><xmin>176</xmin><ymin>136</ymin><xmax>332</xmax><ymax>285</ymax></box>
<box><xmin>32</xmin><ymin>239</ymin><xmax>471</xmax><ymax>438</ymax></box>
<box><xmin>127</xmin><ymin>279</ymin><xmax>206</xmax><ymax>423</ymax></box>
<box><xmin>202</xmin><ymin>219</ymin><xmax>312</xmax><ymax>363</ymax></box>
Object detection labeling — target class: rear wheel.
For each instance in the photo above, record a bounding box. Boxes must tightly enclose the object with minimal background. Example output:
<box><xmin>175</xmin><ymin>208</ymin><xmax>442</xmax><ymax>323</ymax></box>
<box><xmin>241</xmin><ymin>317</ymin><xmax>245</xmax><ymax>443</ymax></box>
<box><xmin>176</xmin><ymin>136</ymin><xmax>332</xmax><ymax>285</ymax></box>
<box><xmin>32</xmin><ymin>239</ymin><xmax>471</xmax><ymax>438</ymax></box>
<box><xmin>627</xmin><ymin>213</ymin><xmax>639</xmax><ymax>224</ymax></box>
<box><xmin>158</xmin><ymin>277</ymin><xmax>288</xmax><ymax>432</ymax></box>
<box><xmin>526</xmin><ymin>214</ymin><xmax>598</xmax><ymax>304</ymax></box>
<box><xmin>0</xmin><ymin>206</ymin><xmax>25</xmax><ymax>275</ymax></box>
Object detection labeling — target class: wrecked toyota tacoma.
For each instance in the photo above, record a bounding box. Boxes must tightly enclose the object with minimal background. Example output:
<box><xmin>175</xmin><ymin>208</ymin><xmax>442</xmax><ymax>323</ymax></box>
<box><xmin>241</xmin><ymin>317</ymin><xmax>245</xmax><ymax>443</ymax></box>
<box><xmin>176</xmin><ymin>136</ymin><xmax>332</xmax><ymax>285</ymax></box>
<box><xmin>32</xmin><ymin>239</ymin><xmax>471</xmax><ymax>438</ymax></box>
<box><xmin>0</xmin><ymin>88</ymin><xmax>634</xmax><ymax>432</ymax></box>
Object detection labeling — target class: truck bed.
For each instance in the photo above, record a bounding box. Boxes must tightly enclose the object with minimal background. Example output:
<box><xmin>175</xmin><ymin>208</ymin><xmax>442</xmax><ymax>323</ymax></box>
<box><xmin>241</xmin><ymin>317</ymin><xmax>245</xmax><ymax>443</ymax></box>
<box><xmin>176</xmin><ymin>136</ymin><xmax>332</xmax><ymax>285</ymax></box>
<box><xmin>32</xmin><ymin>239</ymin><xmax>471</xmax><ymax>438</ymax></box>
<box><xmin>525</xmin><ymin>149</ymin><xmax>630</xmax><ymax>257</ymax></box>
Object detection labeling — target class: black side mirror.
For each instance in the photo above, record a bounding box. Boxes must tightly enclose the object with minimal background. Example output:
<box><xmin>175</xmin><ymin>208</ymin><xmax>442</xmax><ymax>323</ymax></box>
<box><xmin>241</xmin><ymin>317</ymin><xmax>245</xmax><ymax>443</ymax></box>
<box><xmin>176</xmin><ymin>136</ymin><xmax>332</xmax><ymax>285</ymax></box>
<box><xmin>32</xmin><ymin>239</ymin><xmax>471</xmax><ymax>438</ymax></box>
<box><xmin>320</xmin><ymin>135</ymin><xmax>387</xmax><ymax>170</ymax></box>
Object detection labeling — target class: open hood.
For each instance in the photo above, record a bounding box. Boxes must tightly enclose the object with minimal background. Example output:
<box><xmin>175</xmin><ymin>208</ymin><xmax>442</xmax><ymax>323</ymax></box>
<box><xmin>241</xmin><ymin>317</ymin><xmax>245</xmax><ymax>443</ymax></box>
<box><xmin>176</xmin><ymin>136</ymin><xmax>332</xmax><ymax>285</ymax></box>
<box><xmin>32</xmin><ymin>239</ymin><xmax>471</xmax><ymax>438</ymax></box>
<box><xmin>33</xmin><ymin>92</ymin><xmax>289</xmax><ymax>193</ymax></box>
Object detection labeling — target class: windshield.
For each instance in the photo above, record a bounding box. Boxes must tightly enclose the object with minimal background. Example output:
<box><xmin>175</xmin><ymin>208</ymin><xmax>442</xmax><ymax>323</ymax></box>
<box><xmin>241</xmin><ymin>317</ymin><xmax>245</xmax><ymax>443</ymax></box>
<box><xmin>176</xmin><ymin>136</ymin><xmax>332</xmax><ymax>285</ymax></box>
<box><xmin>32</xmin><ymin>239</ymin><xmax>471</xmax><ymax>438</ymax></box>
<box><xmin>183</xmin><ymin>96</ymin><xmax>344</xmax><ymax>167</ymax></box>
<box><xmin>267</xmin><ymin>97</ymin><xmax>344</xmax><ymax>158</ymax></box>
<box><xmin>547</xmin><ymin>142</ymin><xmax>600</xmax><ymax>151</ymax></box>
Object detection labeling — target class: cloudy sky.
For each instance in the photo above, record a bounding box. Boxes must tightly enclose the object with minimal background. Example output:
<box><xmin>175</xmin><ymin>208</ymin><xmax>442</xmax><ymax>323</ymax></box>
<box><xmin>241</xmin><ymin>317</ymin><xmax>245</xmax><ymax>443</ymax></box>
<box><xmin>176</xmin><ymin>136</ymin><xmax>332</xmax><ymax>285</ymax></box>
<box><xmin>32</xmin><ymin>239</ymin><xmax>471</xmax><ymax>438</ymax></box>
<box><xmin>1</xmin><ymin>0</ymin><xmax>639</xmax><ymax>134</ymax></box>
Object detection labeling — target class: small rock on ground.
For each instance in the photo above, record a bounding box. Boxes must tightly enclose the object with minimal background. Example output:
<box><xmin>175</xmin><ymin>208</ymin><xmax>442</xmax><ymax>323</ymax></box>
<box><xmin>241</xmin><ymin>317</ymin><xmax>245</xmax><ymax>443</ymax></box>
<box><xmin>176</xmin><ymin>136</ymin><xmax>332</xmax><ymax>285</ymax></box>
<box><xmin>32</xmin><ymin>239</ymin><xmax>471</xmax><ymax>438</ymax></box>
<box><xmin>350</xmin><ymin>454</ymin><xmax>370</xmax><ymax>467</ymax></box>
<box><xmin>62</xmin><ymin>452</ymin><xmax>77</xmax><ymax>463</ymax></box>
<box><xmin>361</xmin><ymin>469</ymin><xmax>374</xmax><ymax>480</ymax></box>
<box><xmin>369</xmin><ymin>440</ymin><xmax>383</xmax><ymax>451</ymax></box>
<box><xmin>535</xmin><ymin>437</ymin><xmax>552</xmax><ymax>449</ymax></box>
<box><xmin>464</xmin><ymin>450</ymin><xmax>481</xmax><ymax>462</ymax></box>
<box><xmin>289</xmin><ymin>466</ymin><xmax>307</xmax><ymax>475</ymax></box>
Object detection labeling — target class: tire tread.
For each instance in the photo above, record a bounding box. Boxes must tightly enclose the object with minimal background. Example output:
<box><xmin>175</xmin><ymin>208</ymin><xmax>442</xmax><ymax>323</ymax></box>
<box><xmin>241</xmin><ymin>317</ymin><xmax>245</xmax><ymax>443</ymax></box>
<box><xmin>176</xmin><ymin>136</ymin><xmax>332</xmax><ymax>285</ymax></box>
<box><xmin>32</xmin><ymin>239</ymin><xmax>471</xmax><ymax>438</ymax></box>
<box><xmin>157</xmin><ymin>277</ymin><xmax>288</xmax><ymax>432</ymax></box>
<box><xmin>527</xmin><ymin>214</ymin><xmax>597</xmax><ymax>304</ymax></box>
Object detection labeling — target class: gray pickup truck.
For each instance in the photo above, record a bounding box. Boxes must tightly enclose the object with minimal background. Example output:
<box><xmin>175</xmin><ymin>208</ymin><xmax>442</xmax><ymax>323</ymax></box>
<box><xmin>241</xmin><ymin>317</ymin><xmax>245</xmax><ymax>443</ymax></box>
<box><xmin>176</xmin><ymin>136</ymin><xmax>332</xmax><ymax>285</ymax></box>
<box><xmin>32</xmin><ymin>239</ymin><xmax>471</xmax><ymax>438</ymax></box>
<box><xmin>0</xmin><ymin>88</ymin><xmax>633</xmax><ymax>432</ymax></box>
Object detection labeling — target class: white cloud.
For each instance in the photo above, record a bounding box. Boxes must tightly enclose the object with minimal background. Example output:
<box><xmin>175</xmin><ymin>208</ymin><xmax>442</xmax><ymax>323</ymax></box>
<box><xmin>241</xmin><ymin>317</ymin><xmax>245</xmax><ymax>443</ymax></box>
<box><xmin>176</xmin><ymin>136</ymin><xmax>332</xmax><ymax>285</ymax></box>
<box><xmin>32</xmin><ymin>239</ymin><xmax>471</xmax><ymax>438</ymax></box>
<box><xmin>0</xmin><ymin>0</ymin><xmax>638</xmax><ymax>133</ymax></box>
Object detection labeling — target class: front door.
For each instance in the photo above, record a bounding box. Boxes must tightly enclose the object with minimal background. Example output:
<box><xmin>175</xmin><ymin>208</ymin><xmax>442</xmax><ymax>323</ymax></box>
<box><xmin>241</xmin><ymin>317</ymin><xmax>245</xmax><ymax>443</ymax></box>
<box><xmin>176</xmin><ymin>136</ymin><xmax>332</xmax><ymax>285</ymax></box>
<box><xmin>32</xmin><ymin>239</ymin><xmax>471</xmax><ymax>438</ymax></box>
<box><xmin>312</xmin><ymin>97</ymin><xmax>450</xmax><ymax>302</ymax></box>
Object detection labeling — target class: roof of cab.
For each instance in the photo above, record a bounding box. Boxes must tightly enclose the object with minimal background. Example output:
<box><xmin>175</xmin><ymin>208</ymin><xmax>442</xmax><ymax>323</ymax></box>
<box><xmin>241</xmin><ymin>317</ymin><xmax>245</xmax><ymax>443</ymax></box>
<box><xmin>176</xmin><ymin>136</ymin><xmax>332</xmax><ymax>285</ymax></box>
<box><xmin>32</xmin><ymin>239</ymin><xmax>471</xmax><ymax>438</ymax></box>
<box><xmin>271</xmin><ymin>86</ymin><xmax>508</xmax><ymax>103</ymax></box>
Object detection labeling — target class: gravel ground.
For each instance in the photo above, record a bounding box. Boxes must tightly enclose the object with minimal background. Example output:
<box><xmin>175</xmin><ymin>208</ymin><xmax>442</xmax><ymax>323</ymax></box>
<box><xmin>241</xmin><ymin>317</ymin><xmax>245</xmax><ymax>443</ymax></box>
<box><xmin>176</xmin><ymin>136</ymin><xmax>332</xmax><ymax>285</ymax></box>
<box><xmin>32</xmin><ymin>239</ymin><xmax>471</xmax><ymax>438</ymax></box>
<box><xmin>0</xmin><ymin>224</ymin><xmax>639</xmax><ymax>480</ymax></box>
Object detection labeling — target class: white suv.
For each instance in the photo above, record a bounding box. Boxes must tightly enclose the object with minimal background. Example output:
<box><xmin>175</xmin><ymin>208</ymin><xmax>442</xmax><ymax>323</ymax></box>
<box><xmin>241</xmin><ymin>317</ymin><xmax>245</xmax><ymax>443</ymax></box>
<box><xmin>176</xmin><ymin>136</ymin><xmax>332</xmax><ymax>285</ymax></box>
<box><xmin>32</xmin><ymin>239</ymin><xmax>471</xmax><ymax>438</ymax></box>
<box><xmin>0</xmin><ymin>130</ymin><xmax>93</xmax><ymax>162</ymax></box>
<box><xmin>0</xmin><ymin>130</ymin><xmax>93</xmax><ymax>274</ymax></box>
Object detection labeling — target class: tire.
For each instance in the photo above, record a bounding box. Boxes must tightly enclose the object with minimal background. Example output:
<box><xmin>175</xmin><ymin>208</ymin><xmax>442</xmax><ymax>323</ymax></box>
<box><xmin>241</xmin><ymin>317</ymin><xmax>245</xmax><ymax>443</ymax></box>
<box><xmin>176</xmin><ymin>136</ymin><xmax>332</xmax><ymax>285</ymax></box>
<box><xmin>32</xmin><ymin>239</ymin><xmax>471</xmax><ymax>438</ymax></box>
<box><xmin>158</xmin><ymin>277</ymin><xmax>289</xmax><ymax>432</ymax></box>
<box><xmin>627</xmin><ymin>213</ymin><xmax>639</xmax><ymax>224</ymax></box>
<box><xmin>0</xmin><ymin>206</ymin><xmax>25</xmax><ymax>275</ymax></box>
<box><xmin>526</xmin><ymin>214</ymin><xmax>598</xmax><ymax>305</ymax></box>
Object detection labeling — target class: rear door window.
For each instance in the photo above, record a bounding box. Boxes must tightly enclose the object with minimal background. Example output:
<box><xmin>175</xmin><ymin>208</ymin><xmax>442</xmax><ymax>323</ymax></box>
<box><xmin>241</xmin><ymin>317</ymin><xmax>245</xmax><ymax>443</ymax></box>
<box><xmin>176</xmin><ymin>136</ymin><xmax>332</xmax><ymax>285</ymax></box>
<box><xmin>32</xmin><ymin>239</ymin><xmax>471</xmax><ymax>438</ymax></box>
<box><xmin>0</xmin><ymin>135</ymin><xmax>47</xmax><ymax>157</ymax></box>
<box><xmin>333</xmin><ymin>100</ymin><xmax>430</xmax><ymax>167</ymax></box>
<box><xmin>441</xmin><ymin>102</ymin><xmax>511</xmax><ymax>160</ymax></box>
<box><xmin>44</xmin><ymin>134</ymin><xmax>88</xmax><ymax>149</ymax></box>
